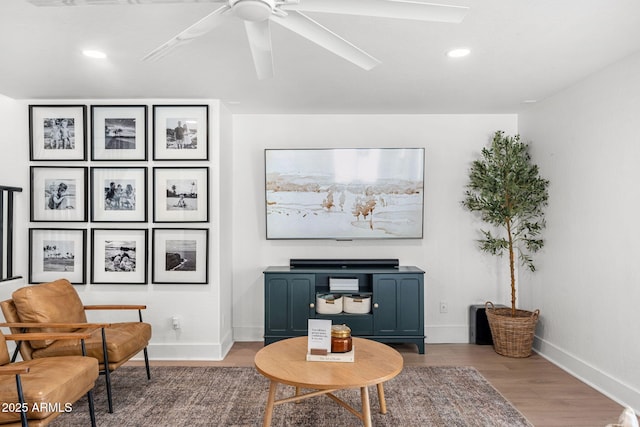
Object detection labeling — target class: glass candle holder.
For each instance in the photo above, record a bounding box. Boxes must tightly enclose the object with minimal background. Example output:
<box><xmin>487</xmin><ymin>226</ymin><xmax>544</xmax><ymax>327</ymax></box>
<box><xmin>331</xmin><ymin>324</ymin><xmax>352</xmax><ymax>353</ymax></box>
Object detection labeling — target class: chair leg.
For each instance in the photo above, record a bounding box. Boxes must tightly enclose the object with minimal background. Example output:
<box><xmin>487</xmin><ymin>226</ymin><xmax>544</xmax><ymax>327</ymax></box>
<box><xmin>139</xmin><ymin>309</ymin><xmax>151</xmax><ymax>380</ymax></box>
<box><xmin>14</xmin><ymin>374</ymin><xmax>28</xmax><ymax>427</ymax></box>
<box><xmin>103</xmin><ymin>367</ymin><xmax>113</xmax><ymax>413</ymax></box>
<box><xmin>87</xmin><ymin>389</ymin><xmax>97</xmax><ymax>427</ymax></box>
<box><xmin>143</xmin><ymin>347</ymin><xmax>151</xmax><ymax>380</ymax></box>
<box><xmin>100</xmin><ymin>328</ymin><xmax>114</xmax><ymax>413</ymax></box>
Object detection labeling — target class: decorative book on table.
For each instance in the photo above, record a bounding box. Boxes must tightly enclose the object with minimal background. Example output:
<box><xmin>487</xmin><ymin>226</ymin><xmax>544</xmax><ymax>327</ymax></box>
<box><xmin>306</xmin><ymin>348</ymin><xmax>354</xmax><ymax>362</ymax></box>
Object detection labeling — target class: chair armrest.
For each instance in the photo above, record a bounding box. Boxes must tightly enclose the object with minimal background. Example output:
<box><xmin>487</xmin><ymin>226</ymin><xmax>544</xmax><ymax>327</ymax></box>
<box><xmin>0</xmin><ymin>366</ymin><xmax>30</xmax><ymax>376</ymax></box>
<box><xmin>4</xmin><ymin>329</ymin><xmax>97</xmax><ymax>342</ymax></box>
<box><xmin>0</xmin><ymin>322</ymin><xmax>111</xmax><ymax>329</ymax></box>
<box><xmin>84</xmin><ymin>304</ymin><xmax>147</xmax><ymax>310</ymax></box>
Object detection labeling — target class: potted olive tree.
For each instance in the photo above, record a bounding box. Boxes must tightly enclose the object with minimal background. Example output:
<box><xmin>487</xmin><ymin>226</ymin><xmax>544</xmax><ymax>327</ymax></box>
<box><xmin>462</xmin><ymin>131</ymin><xmax>549</xmax><ymax>357</ymax></box>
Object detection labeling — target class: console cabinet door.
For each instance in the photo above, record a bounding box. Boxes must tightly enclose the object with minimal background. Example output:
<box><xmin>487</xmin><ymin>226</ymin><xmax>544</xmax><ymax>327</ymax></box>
<box><xmin>372</xmin><ymin>274</ymin><xmax>424</xmax><ymax>335</ymax></box>
<box><xmin>264</xmin><ymin>273</ymin><xmax>315</xmax><ymax>338</ymax></box>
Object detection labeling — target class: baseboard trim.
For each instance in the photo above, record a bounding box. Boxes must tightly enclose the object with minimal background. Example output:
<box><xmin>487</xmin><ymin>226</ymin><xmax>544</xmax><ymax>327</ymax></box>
<box><xmin>233</xmin><ymin>326</ymin><xmax>264</xmax><ymax>342</ymax></box>
<box><xmin>533</xmin><ymin>336</ymin><xmax>640</xmax><ymax>413</ymax></box>
<box><xmin>425</xmin><ymin>324</ymin><xmax>469</xmax><ymax>343</ymax></box>
<box><xmin>132</xmin><ymin>343</ymin><xmax>229</xmax><ymax>361</ymax></box>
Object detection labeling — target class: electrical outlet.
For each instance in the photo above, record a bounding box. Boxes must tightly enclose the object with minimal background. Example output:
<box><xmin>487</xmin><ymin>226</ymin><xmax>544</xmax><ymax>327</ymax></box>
<box><xmin>172</xmin><ymin>316</ymin><xmax>181</xmax><ymax>330</ymax></box>
<box><xmin>439</xmin><ymin>301</ymin><xmax>448</xmax><ymax>313</ymax></box>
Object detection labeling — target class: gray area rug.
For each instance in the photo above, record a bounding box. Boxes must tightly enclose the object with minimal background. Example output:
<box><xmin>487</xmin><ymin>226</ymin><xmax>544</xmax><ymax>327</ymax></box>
<box><xmin>52</xmin><ymin>366</ymin><xmax>532</xmax><ymax>426</ymax></box>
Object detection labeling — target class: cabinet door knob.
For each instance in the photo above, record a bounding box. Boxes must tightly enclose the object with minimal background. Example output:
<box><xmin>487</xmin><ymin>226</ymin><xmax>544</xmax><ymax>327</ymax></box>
<box><xmin>309</xmin><ymin>303</ymin><xmax>315</xmax><ymax>308</ymax></box>
<box><xmin>373</xmin><ymin>303</ymin><xmax>379</xmax><ymax>308</ymax></box>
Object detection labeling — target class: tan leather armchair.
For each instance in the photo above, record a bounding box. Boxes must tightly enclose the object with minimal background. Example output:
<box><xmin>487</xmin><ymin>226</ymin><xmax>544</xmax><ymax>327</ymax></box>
<box><xmin>0</xmin><ymin>279</ymin><xmax>152</xmax><ymax>413</ymax></box>
<box><xmin>0</xmin><ymin>329</ymin><xmax>99</xmax><ymax>427</ymax></box>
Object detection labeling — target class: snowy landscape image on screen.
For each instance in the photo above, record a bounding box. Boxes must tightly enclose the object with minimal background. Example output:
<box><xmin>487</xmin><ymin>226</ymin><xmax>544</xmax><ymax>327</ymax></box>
<box><xmin>265</xmin><ymin>148</ymin><xmax>424</xmax><ymax>239</ymax></box>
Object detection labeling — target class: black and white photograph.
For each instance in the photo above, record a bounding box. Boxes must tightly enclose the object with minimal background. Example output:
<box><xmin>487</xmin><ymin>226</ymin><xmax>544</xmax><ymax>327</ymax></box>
<box><xmin>152</xmin><ymin>228</ymin><xmax>208</xmax><ymax>284</ymax></box>
<box><xmin>44</xmin><ymin>118</ymin><xmax>76</xmax><ymax>149</ymax></box>
<box><xmin>104</xmin><ymin>180</ymin><xmax>137</xmax><ymax>211</ymax></box>
<box><xmin>29</xmin><ymin>228</ymin><xmax>86</xmax><ymax>284</ymax></box>
<box><xmin>30</xmin><ymin>105</ymin><xmax>87</xmax><ymax>161</ymax></box>
<box><xmin>91</xmin><ymin>167</ymin><xmax>148</xmax><ymax>222</ymax></box>
<box><xmin>91</xmin><ymin>105</ymin><xmax>147</xmax><ymax>160</ymax></box>
<box><xmin>164</xmin><ymin>239</ymin><xmax>196</xmax><ymax>272</ymax></box>
<box><xmin>30</xmin><ymin>166</ymin><xmax>88</xmax><ymax>222</ymax></box>
<box><xmin>164</xmin><ymin>118</ymin><xmax>198</xmax><ymax>150</ymax></box>
<box><xmin>153</xmin><ymin>167</ymin><xmax>209</xmax><ymax>222</ymax></box>
<box><xmin>42</xmin><ymin>239</ymin><xmax>75</xmax><ymax>272</ymax></box>
<box><xmin>105</xmin><ymin>118</ymin><xmax>136</xmax><ymax>149</ymax></box>
<box><xmin>153</xmin><ymin>105</ymin><xmax>208</xmax><ymax>160</ymax></box>
<box><xmin>44</xmin><ymin>179</ymin><xmax>77</xmax><ymax>211</ymax></box>
<box><xmin>91</xmin><ymin>228</ymin><xmax>148</xmax><ymax>284</ymax></box>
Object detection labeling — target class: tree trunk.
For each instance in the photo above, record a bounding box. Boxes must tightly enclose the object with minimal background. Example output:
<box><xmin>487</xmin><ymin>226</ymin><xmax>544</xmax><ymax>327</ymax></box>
<box><xmin>506</xmin><ymin>218</ymin><xmax>516</xmax><ymax>316</ymax></box>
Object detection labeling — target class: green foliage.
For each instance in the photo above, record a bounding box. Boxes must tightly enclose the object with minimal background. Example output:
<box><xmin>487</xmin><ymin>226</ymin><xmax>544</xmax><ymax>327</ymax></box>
<box><xmin>462</xmin><ymin>131</ymin><xmax>549</xmax><ymax>312</ymax></box>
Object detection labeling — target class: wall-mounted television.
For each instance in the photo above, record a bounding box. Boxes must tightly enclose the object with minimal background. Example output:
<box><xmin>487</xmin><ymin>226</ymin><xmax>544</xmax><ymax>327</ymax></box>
<box><xmin>265</xmin><ymin>148</ymin><xmax>425</xmax><ymax>240</ymax></box>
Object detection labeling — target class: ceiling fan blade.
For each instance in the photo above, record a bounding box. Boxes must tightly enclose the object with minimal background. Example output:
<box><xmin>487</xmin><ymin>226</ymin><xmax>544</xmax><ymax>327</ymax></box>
<box><xmin>244</xmin><ymin>20</ymin><xmax>274</xmax><ymax>80</ymax></box>
<box><xmin>271</xmin><ymin>12</ymin><xmax>381</xmax><ymax>71</ymax></box>
<box><xmin>284</xmin><ymin>0</ymin><xmax>468</xmax><ymax>23</ymax></box>
<box><xmin>142</xmin><ymin>4</ymin><xmax>231</xmax><ymax>62</ymax></box>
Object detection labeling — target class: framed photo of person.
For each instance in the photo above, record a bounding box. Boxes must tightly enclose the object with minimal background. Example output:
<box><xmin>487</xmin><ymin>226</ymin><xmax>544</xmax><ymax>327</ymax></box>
<box><xmin>91</xmin><ymin>105</ymin><xmax>148</xmax><ymax>161</ymax></box>
<box><xmin>90</xmin><ymin>167</ymin><xmax>148</xmax><ymax>222</ymax></box>
<box><xmin>29</xmin><ymin>105</ymin><xmax>87</xmax><ymax>161</ymax></box>
<box><xmin>91</xmin><ymin>228</ymin><xmax>148</xmax><ymax>285</ymax></box>
<box><xmin>152</xmin><ymin>105</ymin><xmax>209</xmax><ymax>160</ymax></box>
<box><xmin>30</xmin><ymin>166</ymin><xmax>88</xmax><ymax>222</ymax></box>
<box><xmin>29</xmin><ymin>228</ymin><xmax>87</xmax><ymax>284</ymax></box>
<box><xmin>153</xmin><ymin>167</ymin><xmax>209</xmax><ymax>222</ymax></box>
<box><xmin>152</xmin><ymin>228</ymin><xmax>208</xmax><ymax>284</ymax></box>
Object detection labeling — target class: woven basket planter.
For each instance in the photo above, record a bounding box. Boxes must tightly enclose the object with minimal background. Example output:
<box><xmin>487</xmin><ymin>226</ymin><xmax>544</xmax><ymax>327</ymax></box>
<box><xmin>485</xmin><ymin>301</ymin><xmax>539</xmax><ymax>358</ymax></box>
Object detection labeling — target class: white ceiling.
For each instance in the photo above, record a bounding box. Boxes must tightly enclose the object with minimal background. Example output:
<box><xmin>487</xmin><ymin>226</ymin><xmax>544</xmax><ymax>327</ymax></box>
<box><xmin>2</xmin><ymin>0</ymin><xmax>640</xmax><ymax>114</ymax></box>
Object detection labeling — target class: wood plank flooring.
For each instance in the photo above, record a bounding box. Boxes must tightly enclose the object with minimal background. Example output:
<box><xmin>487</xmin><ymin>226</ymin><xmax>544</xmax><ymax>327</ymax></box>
<box><xmin>129</xmin><ymin>342</ymin><xmax>635</xmax><ymax>426</ymax></box>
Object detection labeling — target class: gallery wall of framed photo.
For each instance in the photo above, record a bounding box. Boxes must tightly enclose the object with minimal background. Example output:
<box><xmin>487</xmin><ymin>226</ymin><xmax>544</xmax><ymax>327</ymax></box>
<box><xmin>28</xmin><ymin>103</ymin><xmax>212</xmax><ymax>286</ymax></box>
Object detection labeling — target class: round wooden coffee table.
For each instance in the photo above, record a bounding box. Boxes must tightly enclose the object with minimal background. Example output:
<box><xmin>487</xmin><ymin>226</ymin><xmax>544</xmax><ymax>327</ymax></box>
<box><xmin>254</xmin><ymin>336</ymin><xmax>403</xmax><ymax>427</ymax></box>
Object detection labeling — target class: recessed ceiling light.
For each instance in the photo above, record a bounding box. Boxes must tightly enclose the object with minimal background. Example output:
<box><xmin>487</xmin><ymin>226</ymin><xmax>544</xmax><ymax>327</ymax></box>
<box><xmin>82</xmin><ymin>50</ymin><xmax>107</xmax><ymax>59</ymax></box>
<box><xmin>522</xmin><ymin>100</ymin><xmax>538</xmax><ymax>104</ymax></box>
<box><xmin>447</xmin><ymin>48</ymin><xmax>470</xmax><ymax>58</ymax></box>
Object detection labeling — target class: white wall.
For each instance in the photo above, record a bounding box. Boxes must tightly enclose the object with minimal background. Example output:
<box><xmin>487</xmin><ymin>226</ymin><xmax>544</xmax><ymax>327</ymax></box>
<box><xmin>0</xmin><ymin>98</ymin><xmax>232</xmax><ymax>361</ymax></box>
<box><xmin>217</xmin><ymin>104</ymin><xmax>234</xmax><ymax>354</ymax></box>
<box><xmin>2</xmin><ymin>80</ymin><xmax>637</xmax><ymax>411</ymax></box>
<box><xmin>231</xmin><ymin>114</ymin><xmax>518</xmax><ymax>343</ymax></box>
<box><xmin>519</xmin><ymin>51</ymin><xmax>640</xmax><ymax>411</ymax></box>
<box><xmin>0</xmin><ymin>94</ymin><xmax>29</xmax><ymax>298</ymax></box>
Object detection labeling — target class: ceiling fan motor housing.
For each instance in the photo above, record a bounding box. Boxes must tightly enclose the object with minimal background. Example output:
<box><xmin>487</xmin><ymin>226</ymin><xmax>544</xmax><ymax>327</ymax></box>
<box><xmin>230</xmin><ymin>0</ymin><xmax>275</xmax><ymax>22</ymax></box>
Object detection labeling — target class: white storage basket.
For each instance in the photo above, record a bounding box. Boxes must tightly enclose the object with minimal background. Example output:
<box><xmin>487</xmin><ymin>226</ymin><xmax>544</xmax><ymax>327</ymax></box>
<box><xmin>343</xmin><ymin>294</ymin><xmax>371</xmax><ymax>314</ymax></box>
<box><xmin>315</xmin><ymin>294</ymin><xmax>343</xmax><ymax>314</ymax></box>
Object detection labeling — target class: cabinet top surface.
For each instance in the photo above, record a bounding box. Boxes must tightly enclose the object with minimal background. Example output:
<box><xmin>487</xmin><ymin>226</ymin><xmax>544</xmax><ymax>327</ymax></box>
<box><xmin>264</xmin><ymin>265</ymin><xmax>425</xmax><ymax>274</ymax></box>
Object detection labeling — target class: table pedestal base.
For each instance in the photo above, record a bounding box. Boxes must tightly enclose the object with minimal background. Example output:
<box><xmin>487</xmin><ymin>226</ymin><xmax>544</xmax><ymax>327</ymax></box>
<box><xmin>262</xmin><ymin>380</ymin><xmax>387</xmax><ymax>427</ymax></box>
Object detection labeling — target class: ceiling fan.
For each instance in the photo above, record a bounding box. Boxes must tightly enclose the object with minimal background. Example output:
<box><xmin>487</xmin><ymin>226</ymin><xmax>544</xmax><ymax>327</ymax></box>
<box><xmin>27</xmin><ymin>0</ymin><xmax>468</xmax><ymax>80</ymax></box>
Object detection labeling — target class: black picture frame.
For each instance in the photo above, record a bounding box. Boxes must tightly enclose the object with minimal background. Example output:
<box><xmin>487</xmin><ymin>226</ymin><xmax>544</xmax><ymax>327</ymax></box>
<box><xmin>153</xmin><ymin>167</ymin><xmax>209</xmax><ymax>223</ymax></box>
<box><xmin>91</xmin><ymin>105</ymin><xmax>148</xmax><ymax>161</ymax></box>
<box><xmin>152</xmin><ymin>105</ymin><xmax>209</xmax><ymax>160</ymax></box>
<box><xmin>30</xmin><ymin>166</ymin><xmax>88</xmax><ymax>222</ymax></box>
<box><xmin>29</xmin><ymin>228</ymin><xmax>87</xmax><ymax>284</ymax></box>
<box><xmin>152</xmin><ymin>228</ymin><xmax>209</xmax><ymax>284</ymax></box>
<box><xmin>90</xmin><ymin>167</ymin><xmax>148</xmax><ymax>222</ymax></box>
<box><xmin>91</xmin><ymin>228</ymin><xmax>148</xmax><ymax>284</ymax></box>
<box><xmin>29</xmin><ymin>104</ymin><xmax>87</xmax><ymax>161</ymax></box>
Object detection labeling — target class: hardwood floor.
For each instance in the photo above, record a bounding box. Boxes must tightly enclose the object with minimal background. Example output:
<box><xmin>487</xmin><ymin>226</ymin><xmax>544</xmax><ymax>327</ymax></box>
<box><xmin>130</xmin><ymin>342</ymin><xmax>633</xmax><ymax>426</ymax></box>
